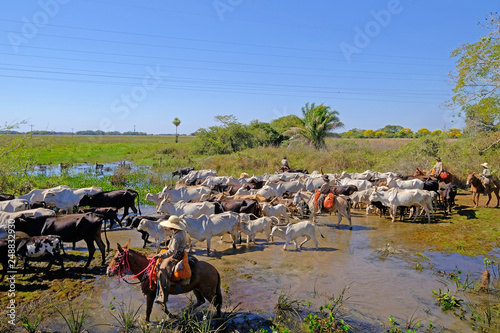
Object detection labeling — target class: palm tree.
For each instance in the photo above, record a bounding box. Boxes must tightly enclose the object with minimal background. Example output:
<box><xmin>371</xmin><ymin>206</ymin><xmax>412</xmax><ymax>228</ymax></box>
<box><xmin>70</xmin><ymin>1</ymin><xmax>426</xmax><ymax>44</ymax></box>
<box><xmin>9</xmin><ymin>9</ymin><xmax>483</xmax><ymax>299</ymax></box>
<box><xmin>172</xmin><ymin>117</ymin><xmax>181</xmax><ymax>143</ymax></box>
<box><xmin>284</xmin><ymin>103</ymin><xmax>344</xmax><ymax>150</ymax></box>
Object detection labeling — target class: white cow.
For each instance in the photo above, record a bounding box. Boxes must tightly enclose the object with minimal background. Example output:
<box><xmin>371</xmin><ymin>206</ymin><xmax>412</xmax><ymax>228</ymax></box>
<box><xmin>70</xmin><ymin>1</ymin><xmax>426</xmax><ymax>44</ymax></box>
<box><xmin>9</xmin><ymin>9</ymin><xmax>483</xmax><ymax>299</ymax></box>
<box><xmin>304</xmin><ymin>177</ymin><xmax>325</xmax><ymax>192</ymax></box>
<box><xmin>136</xmin><ymin>219</ymin><xmax>167</xmax><ymax>249</ymax></box>
<box><xmin>0</xmin><ymin>199</ymin><xmax>30</xmax><ymax>212</ymax></box>
<box><xmin>270</xmin><ymin>221</ymin><xmax>322</xmax><ymax>251</ymax></box>
<box><xmin>180</xmin><ymin>211</ymin><xmax>241</xmax><ymax>255</ymax></box>
<box><xmin>339</xmin><ymin>178</ymin><xmax>372</xmax><ymax>191</ymax></box>
<box><xmin>386</xmin><ymin>177</ymin><xmax>424</xmax><ymax>190</ymax></box>
<box><xmin>180</xmin><ymin>169</ymin><xmax>217</xmax><ymax>185</ymax></box>
<box><xmin>17</xmin><ymin>185</ymin><xmax>71</xmax><ymax>203</ymax></box>
<box><xmin>238</xmin><ymin>215</ymin><xmax>278</xmax><ymax>244</ymax></box>
<box><xmin>0</xmin><ymin>208</ymin><xmax>56</xmax><ymax>224</ymax></box>
<box><xmin>43</xmin><ymin>186</ymin><xmax>102</xmax><ymax>213</ymax></box>
<box><xmin>349</xmin><ymin>188</ymin><xmax>376</xmax><ymax>209</ymax></box>
<box><xmin>160</xmin><ymin>186</ymin><xmax>211</xmax><ymax>203</ymax></box>
<box><xmin>368</xmin><ymin>188</ymin><xmax>433</xmax><ymax>223</ymax></box>
<box><xmin>145</xmin><ymin>192</ymin><xmax>163</xmax><ymax>210</ymax></box>
<box><xmin>260</xmin><ymin>203</ymin><xmax>289</xmax><ymax>224</ymax></box>
<box><xmin>157</xmin><ymin>200</ymin><xmax>215</xmax><ymax>217</ymax></box>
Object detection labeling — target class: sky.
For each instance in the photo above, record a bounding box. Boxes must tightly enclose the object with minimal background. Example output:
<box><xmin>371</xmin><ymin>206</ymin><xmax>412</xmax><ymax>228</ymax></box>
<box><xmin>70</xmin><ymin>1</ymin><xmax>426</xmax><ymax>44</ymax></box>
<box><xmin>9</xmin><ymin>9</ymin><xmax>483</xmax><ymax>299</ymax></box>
<box><xmin>1</xmin><ymin>1</ymin><xmax>498</xmax><ymax>135</ymax></box>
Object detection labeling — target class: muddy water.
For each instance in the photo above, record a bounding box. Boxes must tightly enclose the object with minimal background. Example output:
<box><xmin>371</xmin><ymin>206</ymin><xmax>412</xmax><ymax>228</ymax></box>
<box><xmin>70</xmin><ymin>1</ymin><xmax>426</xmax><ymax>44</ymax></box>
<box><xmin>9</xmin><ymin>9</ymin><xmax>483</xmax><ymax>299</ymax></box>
<box><xmin>74</xmin><ymin>209</ymin><xmax>494</xmax><ymax>332</ymax></box>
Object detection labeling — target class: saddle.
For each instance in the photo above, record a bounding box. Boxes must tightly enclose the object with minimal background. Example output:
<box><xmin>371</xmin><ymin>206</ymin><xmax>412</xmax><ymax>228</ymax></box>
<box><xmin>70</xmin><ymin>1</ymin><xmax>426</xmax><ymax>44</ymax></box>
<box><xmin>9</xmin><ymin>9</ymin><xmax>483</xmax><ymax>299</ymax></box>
<box><xmin>314</xmin><ymin>190</ymin><xmax>335</xmax><ymax>209</ymax></box>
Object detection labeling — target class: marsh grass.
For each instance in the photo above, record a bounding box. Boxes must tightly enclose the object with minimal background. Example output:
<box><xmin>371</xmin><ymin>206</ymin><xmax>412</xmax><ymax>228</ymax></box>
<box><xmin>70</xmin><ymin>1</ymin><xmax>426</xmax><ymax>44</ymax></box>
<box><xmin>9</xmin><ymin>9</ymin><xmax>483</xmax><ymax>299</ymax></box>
<box><xmin>109</xmin><ymin>297</ymin><xmax>143</xmax><ymax>332</ymax></box>
<box><xmin>54</xmin><ymin>295</ymin><xmax>90</xmax><ymax>333</ymax></box>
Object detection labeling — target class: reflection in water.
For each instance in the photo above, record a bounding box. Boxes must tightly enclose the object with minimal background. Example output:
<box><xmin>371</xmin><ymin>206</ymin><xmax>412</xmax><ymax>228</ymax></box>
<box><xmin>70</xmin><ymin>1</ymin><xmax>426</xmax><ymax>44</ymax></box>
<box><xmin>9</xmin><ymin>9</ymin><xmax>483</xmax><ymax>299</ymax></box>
<box><xmin>72</xmin><ymin>210</ymin><xmax>489</xmax><ymax>332</ymax></box>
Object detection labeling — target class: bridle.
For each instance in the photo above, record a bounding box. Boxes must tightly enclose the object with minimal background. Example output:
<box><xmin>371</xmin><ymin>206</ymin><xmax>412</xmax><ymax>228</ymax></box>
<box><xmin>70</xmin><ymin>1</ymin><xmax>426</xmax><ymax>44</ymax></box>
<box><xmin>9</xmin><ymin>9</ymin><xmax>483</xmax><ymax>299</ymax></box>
<box><xmin>109</xmin><ymin>249</ymin><xmax>156</xmax><ymax>285</ymax></box>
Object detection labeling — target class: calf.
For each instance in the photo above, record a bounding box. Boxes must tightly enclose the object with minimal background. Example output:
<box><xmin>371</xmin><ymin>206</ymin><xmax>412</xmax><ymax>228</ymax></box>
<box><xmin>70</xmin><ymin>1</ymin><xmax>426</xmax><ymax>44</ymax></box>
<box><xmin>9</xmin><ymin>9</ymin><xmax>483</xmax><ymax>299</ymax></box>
<box><xmin>260</xmin><ymin>203</ymin><xmax>289</xmax><ymax>224</ymax></box>
<box><xmin>82</xmin><ymin>207</ymin><xmax>121</xmax><ymax>229</ymax></box>
<box><xmin>270</xmin><ymin>221</ymin><xmax>323</xmax><ymax>251</ymax></box>
<box><xmin>124</xmin><ymin>213</ymin><xmax>169</xmax><ymax>247</ymax></box>
<box><xmin>238</xmin><ymin>215</ymin><xmax>278</xmax><ymax>244</ymax></box>
<box><xmin>16</xmin><ymin>235</ymin><xmax>65</xmax><ymax>275</ymax></box>
<box><xmin>137</xmin><ymin>219</ymin><xmax>168</xmax><ymax>249</ymax></box>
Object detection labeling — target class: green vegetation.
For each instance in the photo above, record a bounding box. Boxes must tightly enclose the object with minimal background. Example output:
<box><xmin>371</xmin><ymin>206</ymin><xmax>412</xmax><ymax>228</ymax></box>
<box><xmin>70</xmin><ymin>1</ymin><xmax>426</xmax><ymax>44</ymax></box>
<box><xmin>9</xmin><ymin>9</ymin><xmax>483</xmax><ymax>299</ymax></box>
<box><xmin>283</xmin><ymin>103</ymin><xmax>344</xmax><ymax>149</ymax></box>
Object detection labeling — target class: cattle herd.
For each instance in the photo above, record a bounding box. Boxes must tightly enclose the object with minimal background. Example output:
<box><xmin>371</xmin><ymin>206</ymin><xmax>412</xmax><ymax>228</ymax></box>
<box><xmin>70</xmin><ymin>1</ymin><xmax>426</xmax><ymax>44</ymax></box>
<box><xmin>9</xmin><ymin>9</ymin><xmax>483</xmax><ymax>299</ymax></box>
<box><xmin>0</xmin><ymin>167</ymin><xmax>458</xmax><ymax>282</ymax></box>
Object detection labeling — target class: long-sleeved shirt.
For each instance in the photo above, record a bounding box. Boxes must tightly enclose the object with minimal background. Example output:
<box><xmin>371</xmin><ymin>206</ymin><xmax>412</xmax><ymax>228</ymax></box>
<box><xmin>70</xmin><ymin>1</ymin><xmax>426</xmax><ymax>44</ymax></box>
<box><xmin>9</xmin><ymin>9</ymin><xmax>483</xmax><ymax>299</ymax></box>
<box><xmin>158</xmin><ymin>229</ymin><xmax>187</xmax><ymax>259</ymax></box>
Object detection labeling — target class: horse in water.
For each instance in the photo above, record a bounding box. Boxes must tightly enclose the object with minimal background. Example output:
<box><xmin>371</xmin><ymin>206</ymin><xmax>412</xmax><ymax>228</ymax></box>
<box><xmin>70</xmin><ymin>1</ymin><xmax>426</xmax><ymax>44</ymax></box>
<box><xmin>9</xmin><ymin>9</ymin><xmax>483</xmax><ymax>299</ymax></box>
<box><xmin>106</xmin><ymin>241</ymin><xmax>222</xmax><ymax>322</ymax></box>
<box><xmin>292</xmin><ymin>190</ymin><xmax>352</xmax><ymax>229</ymax></box>
<box><xmin>466</xmin><ymin>172</ymin><xmax>500</xmax><ymax>208</ymax></box>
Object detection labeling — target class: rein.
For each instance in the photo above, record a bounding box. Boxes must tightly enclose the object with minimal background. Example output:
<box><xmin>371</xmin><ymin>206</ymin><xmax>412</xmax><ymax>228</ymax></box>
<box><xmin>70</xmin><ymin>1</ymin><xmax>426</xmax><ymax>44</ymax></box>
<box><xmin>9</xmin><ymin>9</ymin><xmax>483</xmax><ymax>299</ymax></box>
<box><xmin>111</xmin><ymin>249</ymin><xmax>156</xmax><ymax>285</ymax></box>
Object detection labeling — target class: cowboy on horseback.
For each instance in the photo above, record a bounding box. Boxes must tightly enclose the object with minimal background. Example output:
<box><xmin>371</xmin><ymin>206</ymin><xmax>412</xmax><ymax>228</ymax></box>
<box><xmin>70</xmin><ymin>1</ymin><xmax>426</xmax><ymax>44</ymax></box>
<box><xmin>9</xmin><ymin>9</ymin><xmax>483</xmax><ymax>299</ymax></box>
<box><xmin>281</xmin><ymin>156</ymin><xmax>290</xmax><ymax>172</ymax></box>
<box><xmin>480</xmin><ymin>162</ymin><xmax>496</xmax><ymax>196</ymax></box>
<box><xmin>316</xmin><ymin>174</ymin><xmax>331</xmax><ymax>213</ymax></box>
<box><xmin>153</xmin><ymin>215</ymin><xmax>191</xmax><ymax>306</ymax></box>
<box><xmin>429</xmin><ymin>157</ymin><xmax>444</xmax><ymax>178</ymax></box>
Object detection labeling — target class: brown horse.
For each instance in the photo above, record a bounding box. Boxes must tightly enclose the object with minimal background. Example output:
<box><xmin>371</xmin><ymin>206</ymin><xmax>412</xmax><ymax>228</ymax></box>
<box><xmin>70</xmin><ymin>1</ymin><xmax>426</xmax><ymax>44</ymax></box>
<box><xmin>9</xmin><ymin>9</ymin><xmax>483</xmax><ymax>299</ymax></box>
<box><xmin>106</xmin><ymin>241</ymin><xmax>222</xmax><ymax>322</ymax></box>
<box><xmin>413</xmin><ymin>167</ymin><xmax>453</xmax><ymax>184</ymax></box>
<box><xmin>466</xmin><ymin>172</ymin><xmax>500</xmax><ymax>208</ymax></box>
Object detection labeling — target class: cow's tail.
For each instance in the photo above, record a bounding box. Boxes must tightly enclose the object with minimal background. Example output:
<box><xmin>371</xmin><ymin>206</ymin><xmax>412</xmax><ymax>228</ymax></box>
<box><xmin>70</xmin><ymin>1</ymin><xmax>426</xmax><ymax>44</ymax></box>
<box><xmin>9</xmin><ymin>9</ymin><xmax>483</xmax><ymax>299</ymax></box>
<box><xmin>316</xmin><ymin>226</ymin><xmax>325</xmax><ymax>239</ymax></box>
<box><xmin>137</xmin><ymin>192</ymin><xmax>142</xmax><ymax>215</ymax></box>
<box><xmin>103</xmin><ymin>220</ymin><xmax>110</xmax><ymax>252</ymax></box>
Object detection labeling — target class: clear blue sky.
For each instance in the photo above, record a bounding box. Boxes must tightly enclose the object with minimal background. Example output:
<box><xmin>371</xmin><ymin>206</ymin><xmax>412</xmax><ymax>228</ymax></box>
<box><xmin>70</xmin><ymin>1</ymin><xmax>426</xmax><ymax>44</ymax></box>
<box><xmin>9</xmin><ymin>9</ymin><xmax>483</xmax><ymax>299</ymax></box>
<box><xmin>1</xmin><ymin>1</ymin><xmax>497</xmax><ymax>135</ymax></box>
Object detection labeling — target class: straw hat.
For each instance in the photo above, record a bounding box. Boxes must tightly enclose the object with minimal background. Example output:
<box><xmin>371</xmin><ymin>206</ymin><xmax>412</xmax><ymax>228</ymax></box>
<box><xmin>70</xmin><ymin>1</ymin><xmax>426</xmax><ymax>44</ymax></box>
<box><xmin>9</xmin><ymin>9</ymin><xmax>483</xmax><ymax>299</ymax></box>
<box><xmin>322</xmin><ymin>174</ymin><xmax>329</xmax><ymax>180</ymax></box>
<box><xmin>436</xmin><ymin>157</ymin><xmax>441</xmax><ymax>161</ymax></box>
<box><xmin>159</xmin><ymin>215</ymin><xmax>186</xmax><ymax>230</ymax></box>
<box><xmin>481</xmin><ymin>162</ymin><xmax>489</xmax><ymax>168</ymax></box>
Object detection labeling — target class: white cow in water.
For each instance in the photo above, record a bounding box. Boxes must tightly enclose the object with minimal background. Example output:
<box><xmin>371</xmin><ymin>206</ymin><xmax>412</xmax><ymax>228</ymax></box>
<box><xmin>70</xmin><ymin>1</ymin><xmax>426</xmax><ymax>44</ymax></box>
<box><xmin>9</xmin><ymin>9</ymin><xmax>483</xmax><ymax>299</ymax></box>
<box><xmin>238</xmin><ymin>215</ymin><xmax>278</xmax><ymax>244</ymax></box>
<box><xmin>368</xmin><ymin>188</ymin><xmax>433</xmax><ymax>223</ymax></box>
<box><xmin>157</xmin><ymin>200</ymin><xmax>216</xmax><ymax>217</ymax></box>
<box><xmin>386</xmin><ymin>177</ymin><xmax>424</xmax><ymax>190</ymax></box>
<box><xmin>180</xmin><ymin>211</ymin><xmax>241</xmax><ymax>255</ymax></box>
<box><xmin>270</xmin><ymin>221</ymin><xmax>323</xmax><ymax>251</ymax></box>
<box><xmin>43</xmin><ymin>186</ymin><xmax>102</xmax><ymax>213</ymax></box>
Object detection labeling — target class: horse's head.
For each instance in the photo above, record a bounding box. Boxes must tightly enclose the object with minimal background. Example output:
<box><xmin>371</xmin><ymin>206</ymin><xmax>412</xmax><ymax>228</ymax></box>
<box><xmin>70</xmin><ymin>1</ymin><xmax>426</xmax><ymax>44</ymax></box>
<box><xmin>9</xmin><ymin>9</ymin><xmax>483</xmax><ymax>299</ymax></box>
<box><xmin>466</xmin><ymin>172</ymin><xmax>476</xmax><ymax>186</ymax></box>
<box><xmin>106</xmin><ymin>240</ymin><xmax>130</xmax><ymax>277</ymax></box>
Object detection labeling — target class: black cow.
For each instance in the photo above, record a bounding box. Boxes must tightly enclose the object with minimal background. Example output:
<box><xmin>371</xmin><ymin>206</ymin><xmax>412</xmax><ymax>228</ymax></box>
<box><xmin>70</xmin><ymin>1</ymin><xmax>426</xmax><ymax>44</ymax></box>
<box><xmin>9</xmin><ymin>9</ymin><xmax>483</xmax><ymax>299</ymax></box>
<box><xmin>0</xmin><ymin>193</ymin><xmax>15</xmax><ymax>201</ymax></box>
<box><xmin>82</xmin><ymin>207</ymin><xmax>121</xmax><ymax>229</ymax></box>
<box><xmin>217</xmin><ymin>198</ymin><xmax>261</xmax><ymax>218</ymax></box>
<box><xmin>330</xmin><ymin>185</ymin><xmax>358</xmax><ymax>196</ymax></box>
<box><xmin>172</xmin><ymin>167</ymin><xmax>195</xmax><ymax>178</ymax></box>
<box><xmin>79</xmin><ymin>189</ymin><xmax>141</xmax><ymax>222</ymax></box>
<box><xmin>16</xmin><ymin>235</ymin><xmax>65</xmax><ymax>275</ymax></box>
<box><xmin>14</xmin><ymin>212</ymin><xmax>107</xmax><ymax>268</ymax></box>
<box><xmin>440</xmin><ymin>183</ymin><xmax>457</xmax><ymax>214</ymax></box>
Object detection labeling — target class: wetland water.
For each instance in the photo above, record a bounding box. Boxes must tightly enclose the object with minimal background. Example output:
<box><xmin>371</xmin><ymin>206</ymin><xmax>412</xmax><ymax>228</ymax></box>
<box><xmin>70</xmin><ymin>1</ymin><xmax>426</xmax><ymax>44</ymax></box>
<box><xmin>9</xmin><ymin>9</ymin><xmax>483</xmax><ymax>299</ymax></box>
<box><xmin>67</xmin><ymin>208</ymin><xmax>496</xmax><ymax>332</ymax></box>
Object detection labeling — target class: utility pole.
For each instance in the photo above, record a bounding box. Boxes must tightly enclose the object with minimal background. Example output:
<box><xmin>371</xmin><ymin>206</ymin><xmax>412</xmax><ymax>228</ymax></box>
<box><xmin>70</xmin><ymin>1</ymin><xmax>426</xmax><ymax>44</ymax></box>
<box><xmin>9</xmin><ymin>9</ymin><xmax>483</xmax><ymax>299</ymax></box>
<box><xmin>134</xmin><ymin>125</ymin><xmax>136</xmax><ymax>133</ymax></box>
<box><xmin>29</xmin><ymin>124</ymin><xmax>34</xmax><ymax>132</ymax></box>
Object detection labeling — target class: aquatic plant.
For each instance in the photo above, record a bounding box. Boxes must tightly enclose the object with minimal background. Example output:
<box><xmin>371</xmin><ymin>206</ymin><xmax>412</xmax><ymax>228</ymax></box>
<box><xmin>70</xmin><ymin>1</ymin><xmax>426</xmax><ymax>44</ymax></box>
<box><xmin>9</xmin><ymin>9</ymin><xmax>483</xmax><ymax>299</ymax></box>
<box><xmin>109</xmin><ymin>296</ymin><xmax>143</xmax><ymax>332</ymax></box>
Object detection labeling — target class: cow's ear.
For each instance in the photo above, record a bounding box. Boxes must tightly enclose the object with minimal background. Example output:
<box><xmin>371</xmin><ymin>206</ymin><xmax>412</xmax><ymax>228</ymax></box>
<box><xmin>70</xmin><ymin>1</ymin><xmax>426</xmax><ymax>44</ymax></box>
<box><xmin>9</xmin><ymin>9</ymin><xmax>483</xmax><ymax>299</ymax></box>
<box><xmin>123</xmin><ymin>239</ymin><xmax>131</xmax><ymax>249</ymax></box>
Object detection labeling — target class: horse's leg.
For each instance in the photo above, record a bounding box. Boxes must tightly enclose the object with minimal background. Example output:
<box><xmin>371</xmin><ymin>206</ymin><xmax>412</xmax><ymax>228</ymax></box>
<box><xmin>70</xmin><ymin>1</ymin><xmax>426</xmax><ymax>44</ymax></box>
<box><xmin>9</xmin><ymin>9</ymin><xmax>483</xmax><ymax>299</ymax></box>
<box><xmin>190</xmin><ymin>289</ymin><xmax>206</xmax><ymax>310</ymax></box>
<box><xmin>145</xmin><ymin>292</ymin><xmax>155</xmax><ymax>322</ymax></box>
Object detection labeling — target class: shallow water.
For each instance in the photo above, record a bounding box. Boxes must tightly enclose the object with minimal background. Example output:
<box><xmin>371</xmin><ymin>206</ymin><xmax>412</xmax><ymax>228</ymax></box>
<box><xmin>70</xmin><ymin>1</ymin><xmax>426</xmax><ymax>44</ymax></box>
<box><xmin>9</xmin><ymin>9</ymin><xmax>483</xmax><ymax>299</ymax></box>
<box><xmin>68</xmin><ymin>208</ymin><xmax>500</xmax><ymax>332</ymax></box>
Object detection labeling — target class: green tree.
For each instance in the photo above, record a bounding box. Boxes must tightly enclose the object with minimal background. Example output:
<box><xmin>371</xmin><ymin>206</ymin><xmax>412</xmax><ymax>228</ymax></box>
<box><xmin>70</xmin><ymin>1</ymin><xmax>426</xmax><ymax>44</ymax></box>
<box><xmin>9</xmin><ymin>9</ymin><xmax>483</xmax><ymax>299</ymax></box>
<box><xmin>449</xmin><ymin>13</ymin><xmax>500</xmax><ymax>132</ymax></box>
<box><xmin>379</xmin><ymin>125</ymin><xmax>404</xmax><ymax>134</ymax></box>
<box><xmin>396</xmin><ymin>128</ymin><xmax>413</xmax><ymax>138</ymax></box>
<box><xmin>284</xmin><ymin>103</ymin><xmax>344</xmax><ymax>149</ymax></box>
<box><xmin>269</xmin><ymin>115</ymin><xmax>302</xmax><ymax>139</ymax></box>
<box><xmin>172</xmin><ymin>117</ymin><xmax>181</xmax><ymax>143</ymax></box>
